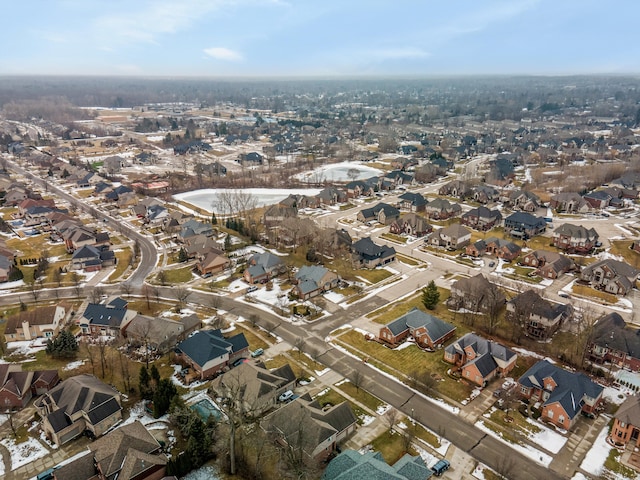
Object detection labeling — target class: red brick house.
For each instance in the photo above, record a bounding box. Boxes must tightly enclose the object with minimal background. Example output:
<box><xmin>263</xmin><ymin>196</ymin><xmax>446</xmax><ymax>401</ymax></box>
<box><xmin>444</xmin><ymin>333</ymin><xmax>517</xmax><ymax>387</ymax></box>
<box><xmin>518</xmin><ymin>360</ymin><xmax>603</xmax><ymax>430</ymax></box>
<box><xmin>521</xmin><ymin>250</ymin><xmax>575</xmax><ymax>279</ymax></box>
<box><xmin>610</xmin><ymin>396</ymin><xmax>640</xmax><ymax>447</ymax></box>
<box><xmin>589</xmin><ymin>312</ymin><xmax>640</xmax><ymax>372</ymax></box>
<box><xmin>379</xmin><ymin>308</ymin><xmax>456</xmax><ymax>350</ymax></box>
<box><xmin>0</xmin><ymin>364</ymin><xmax>59</xmax><ymax>409</ymax></box>
<box><xmin>552</xmin><ymin>223</ymin><xmax>599</xmax><ymax>254</ymax></box>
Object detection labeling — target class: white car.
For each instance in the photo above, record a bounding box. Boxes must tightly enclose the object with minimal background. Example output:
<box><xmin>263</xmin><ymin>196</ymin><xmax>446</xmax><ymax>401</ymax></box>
<box><xmin>278</xmin><ymin>390</ymin><xmax>294</xmax><ymax>402</ymax></box>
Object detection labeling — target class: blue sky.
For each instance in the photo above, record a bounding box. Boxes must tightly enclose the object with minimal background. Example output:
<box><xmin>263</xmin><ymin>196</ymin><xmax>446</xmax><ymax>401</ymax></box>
<box><xmin>2</xmin><ymin>0</ymin><xmax>639</xmax><ymax>77</ymax></box>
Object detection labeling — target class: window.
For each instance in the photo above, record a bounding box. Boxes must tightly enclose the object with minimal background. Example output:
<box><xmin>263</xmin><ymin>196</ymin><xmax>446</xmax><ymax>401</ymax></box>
<box><xmin>466</xmin><ymin>371</ymin><xmax>471</xmax><ymax>378</ymax></box>
<box><xmin>547</xmin><ymin>410</ymin><xmax>554</xmax><ymax>419</ymax></box>
<box><xmin>558</xmin><ymin>415</ymin><xmax>565</xmax><ymax>424</ymax></box>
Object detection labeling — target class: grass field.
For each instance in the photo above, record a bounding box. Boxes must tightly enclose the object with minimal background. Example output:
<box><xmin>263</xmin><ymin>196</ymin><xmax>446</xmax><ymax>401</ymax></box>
<box><xmin>107</xmin><ymin>248</ymin><xmax>133</xmax><ymax>282</ymax></box>
<box><xmin>371</xmin><ymin>429</ymin><xmax>416</xmax><ymax>465</ymax></box>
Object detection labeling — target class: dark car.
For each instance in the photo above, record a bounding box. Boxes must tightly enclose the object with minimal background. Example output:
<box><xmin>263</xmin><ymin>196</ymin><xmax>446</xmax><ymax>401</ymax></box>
<box><xmin>431</xmin><ymin>459</ymin><xmax>450</xmax><ymax>476</ymax></box>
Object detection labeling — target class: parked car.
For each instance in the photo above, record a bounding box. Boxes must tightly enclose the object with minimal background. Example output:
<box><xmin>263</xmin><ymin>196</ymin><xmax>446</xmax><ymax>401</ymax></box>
<box><xmin>246</xmin><ymin>286</ymin><xmax>258</xmax><ymax>293</ymax></box>
<box><xmin>558</xmin><ymin>292</ymin><xmax>570</xmax><ymax>298</ymax></box>
<box><xmin>431</xmin><ymin>459</ymin><xmax>450</xmax><ymax>476</ymax></box>
<box><xmin>488</xmin><ymin>261</ymin><xmax>495</xmax><ymax>268</ymax></box>
<box><xmin>251</xmin><ymin>348</ymin><xmax>264</xmax><ymax>358</ymax></box>
<box><xmin>278</xmin><ymin>390</ymin><xmax>294</xmax><ymax>402</ymax></box>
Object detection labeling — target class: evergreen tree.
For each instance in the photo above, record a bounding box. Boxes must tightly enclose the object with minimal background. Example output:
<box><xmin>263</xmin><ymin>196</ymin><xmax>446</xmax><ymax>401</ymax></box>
<box><xmin>150</xmin><ymin>364</ymin><xmax>161</xmax><ymax>385</ymax></box>
<box><xmin>139</xmin><ymin>366</ymin><xmax>151</xmax><ymax>400</ymax></box>
<box><xmin>45</xmin><ymin>330</ymin><xmax>78</xmax><ymax>358</ymax></box>
<box><xmin>152</xmin><ymin>378</ymin><xmax>178</xmax><ymax>418</ymax></box>
<box><xmin>211</xmin><ymin>211</ymin><xmax>217</xmax><ymax>225</ymax></box>
<box><xmin>177</xmin><ymin>247</ymin><xmax>189</xmax><ymax>263</ymax></box>
<box><xmin>422</xmin><ymin>280</ymin><xmax>440</xmax><ymax>310</ymax></box>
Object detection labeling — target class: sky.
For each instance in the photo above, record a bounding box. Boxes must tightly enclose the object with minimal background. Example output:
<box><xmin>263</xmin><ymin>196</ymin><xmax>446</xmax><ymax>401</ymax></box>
<box><xmin>2</xmin><ymin>0</ymin><xmax>639</xmax><ymax>77</ymax></box>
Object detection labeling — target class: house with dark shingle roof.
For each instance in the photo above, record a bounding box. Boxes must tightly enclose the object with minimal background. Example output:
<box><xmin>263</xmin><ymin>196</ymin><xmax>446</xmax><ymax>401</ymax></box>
<box><xmin>581</xmin><ymin>259</ymin><xmax>640</xmax><ymax>296</ymax></box>
<box><xmin>424</xmin><ymin>197</ymin><xmax>462</xmax><ymax>220</ymax></box>
<box><xmin>352</xmin><ymin>237</ymin><xmax>396</xmax><ymax>269</ymax></box>
<box><xmin>610</xmin><ymin>396</ymin><xmax>640</xmax><ymax>447</ymax></box>
<box><xmin>35</xmin><ymin>374</ymin><xmax>122</xmax><ymax>446</ymax></box>
<box><xmin>444</xmin><ymin>333</ymin><xmax>516</xmax><ymax>387</ymax></box>
<box><xmin>518</xmin><ymin>360</ymin><xmax>603</xmax><ymax>430</ymax></box>
<box><xmin>0</xmin><ymin>364</ymin><xmax>59</xmax><ymax>409</ymax></box>
<box><xmin>483</xmin><ymin>237</ymin><xmax>521</xmax><ymax>261</ymax></box>
<box><xmin>552</xmin><ymin>224</ymin><xmax>599</xmax><ymax>253</ymax></box>
<box><xmin>293</xmin><ymin>265</ymin><xmax>340</xmax><ymax>300</ymax></box>
<box><xmin>379</xmin><ymin>308</ymin><xmax>456</xmax><ymax>349</ymax></box>
<box><xmin>506</xmin><ymin>290</ymin><xmax>572</xmax><ymax>340</ymax></box>
<box><xmin>357</xmin><ymin>202</ymin><xmax>400</xmax><ymax>225</ymax></box>
<box><xmin>589</xmin><ymin>312</ymin><xmax>640</xmax><ymax>372</ymax></box>
<box><xmin>583</xmin><ymin>190</ymin><xmax>612</xmax><ymax>209</ymax></box>
<box><xmin>521</xmin><ymin>250</ymin><xmax>575</xmax><ymax>279</ymax></box>
<box><xmin>4</xmin><ymin>303</ymin><xmax>70</xmax><ymax>341</ymax></box>
<box><xmin>461</xmin><ymin>206</ymin><xmax>502</xmax><ymax>231</ymax></box>
<box><xmin>53</xmin><ymin>420</ymin><xmax>167</xmax><ymax>480</ymax></box>
<box><xmin>262</xmin><ymin>394</ymin><xmax>357</xmax><ymax>462</ymax></box>
<box><xmin>322</xmin><ymin>449</ymin><xmax>433</xmax><ymax>480</ymax></box>
<box><xmin>398</xmin><ymin>192</ymin><xmax>427</xmax><ymax>212</ymax></box>
<box><xmin>504</xmin><ymin>212</ymin><xmax>547</xmax><ymax>239</ymax></box>
<box><xmin>426</xmin><ymin>224</ymin><xmax>471</xmax><ymax>250</ymax></box>
<box><xmin>175</xmin><ymin>329</ymin><xmax>249</xmax><ymax>381</ymax></box>
<box><xmin>211</xmin><ymin>360</ymin><xmax>296</xmax><ymax>416</ymax></box>
<box><xmin>244</xmin><ymin>251</ymin><xmax>286</xmax><ymax>284</ymax></box>
<box><xmin>448</xmin><ymin>274</ymin><xmax>505</xmax><ymax>313</ymax></box>
<box><xmin>389</xmin><ymin>212</ymin><xmax>432</xmax><ymax>238</ymax></box>
<box><xmin>78</xmin><ymin>302</ymin><xmax>136</xmax><ymax>337</ymax></box>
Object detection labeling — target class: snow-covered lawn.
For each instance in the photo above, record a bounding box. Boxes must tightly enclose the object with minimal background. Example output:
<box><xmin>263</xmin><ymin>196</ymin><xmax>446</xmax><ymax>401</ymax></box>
<box><xmin>63</xmin><ymin>359</ymin><xmax>86</xmax><ymax>371</ymax></box>
<box><xmin>474</xmin><ymin>420</ymin><xmax>553</xmax><ymax>467</ymax></box>
<box><xmin>1</xmin><ymin>437</ymin><xmax>49</xmax><ymax>470</ymax></box>
<box><xmin>525</xmin><ymin>417</ymin><xmax>567</xmax><ymax>453</ymax></box>
<box><xmin>6</xmin><ymin>338</ymin><xmax>48</xmax><ymax>356</ymax></box>
<box><xmin>174</xmin><ymin>188</ymin><xmax>322</xmax><ymax>213</ymax></box>
<box><xmin>181</xmin><ymin>463</ymin><xmax>222</xmax><ymax>479</ymax></box>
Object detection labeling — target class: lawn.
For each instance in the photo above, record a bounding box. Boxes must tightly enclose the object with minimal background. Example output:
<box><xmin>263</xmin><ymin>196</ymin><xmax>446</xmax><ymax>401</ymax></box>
<box><xmin>334</xmin><ymin>329</ymin><xmax>473</xmax><ymax>402</ymax></box>
<box><xmin>354</xmin><ymin>268</ymin><xmax>394</xmax><ymax>285</ymax></box>
<box><xmin>107</xmin><ymin>247</ymin><xmax>133</xmax><ymax>282</ymax></box>
<box><xmin>154</xmin><ymin>265</ymin><xmax>195</xmax><ymax>285</ymax></box>
<box><xmin>610</xmin><ymin>240</ymin><xmax>640</xmax><ymax>269</ymax></box>
<box><xmin>371</xmin><ymin>430</ymin><xmax>416</xmax><ymax>465</ymax></box>
<box><xmin>380</xmin><ymin>233</ymin><xmax>407</xmax><ymax>244</ymax></box>
<box><xmin>263</xmin><ymin>354</ymin><xmax>306</xmax><ymax>379</ymax></box>
<box><xmin>605</xmin><ymin>448</ymin><xmax>638</xmax><ymax>479</ymax></box>
<box><xmin>572</xmin><ymin>284</ymin><xmax>618</xmax><ymax>304</ymax></box>
<box><xmin>367</xmin><ymin>288</ymin><xmax>452</xmax><ymax>325</ymax></box>
<box><xmin>337</xmin><ymin>380</ymin><xmax>384</xmax><ymax>412</ymax></box>
<box><xmin>7</xmin><ymin>237</ymin><xmax>67</xmax><ymax>260</ymax></box>
<box><xmin>396</xmin><ymin>253</ymin><xmax>421</xmax><ymax>266</ymax></box>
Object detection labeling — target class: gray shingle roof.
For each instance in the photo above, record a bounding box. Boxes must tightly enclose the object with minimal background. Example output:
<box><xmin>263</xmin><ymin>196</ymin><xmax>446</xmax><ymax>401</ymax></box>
<box><xmin>388</xmin><ymin>308</ymin><xmax>455</xmax><ymax>343</ymax></box>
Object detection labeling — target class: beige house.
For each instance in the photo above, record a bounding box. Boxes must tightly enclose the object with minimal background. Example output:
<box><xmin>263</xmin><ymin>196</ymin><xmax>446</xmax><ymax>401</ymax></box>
<box><xmin>36</xmin><ymin>374</ymin><xmax>122</xmax><ymax>446</ymax></box>
<box><xmin>4</xmin><ymin>304</ymin><xmax>71</xmax><ymax>341</ymax></box>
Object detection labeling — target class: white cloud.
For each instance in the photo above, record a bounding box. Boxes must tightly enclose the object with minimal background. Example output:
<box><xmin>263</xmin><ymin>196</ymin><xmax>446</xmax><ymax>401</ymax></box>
<box><xmin>204</xmin><ymin>47</ymin><xmax>243</xmax><ymax>61</ymax></box>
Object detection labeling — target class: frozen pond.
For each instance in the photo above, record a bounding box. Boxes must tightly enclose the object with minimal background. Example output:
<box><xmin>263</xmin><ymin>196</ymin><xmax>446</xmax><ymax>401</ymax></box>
<box><xmin>174</xmin><ymin>188</ymin><xmax>322</xmax><ymax>214</ymax></box>
<box><xmin>294</xmin><ymin>161</ymin><xmax>383</xmax><ymax>183</ymax></box>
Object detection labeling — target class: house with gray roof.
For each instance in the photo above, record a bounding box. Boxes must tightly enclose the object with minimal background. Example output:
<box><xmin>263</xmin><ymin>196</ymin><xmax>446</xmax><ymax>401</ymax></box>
<box><xmin>352</xmin><ymin>237</ymin><xmax>396</xmax><ymax>269</ymax></box>
<box><xmin>35</xmin><ymin>374</ymin><xmax>122</xmax><ymax>446</ymax></box>
<box><xmin>504</xmin><ymin>212</ymin><xmax>547</xmax><ymax>239</ymax></box>
<box><xmin>549</xmin><ymin>192</ymin><xmax>591</xmax><ymax>214</ymax></box>
<box><xmin>175</xmin><ymin>329</ymin><xmax>249</xmax><ymax>381</ymax></box>
<box><xmin>521</xmin><ymin>250</ymin><xmax>575</xmax><ymax>279</ymax></box>
<box><xmin>444</xmin><ymin>333</ymin><xmax>516</xmax><ymax>387</ymax></box>
<box><xmin>424</xmin><ymin>198</ymin><xmax>462</xmax><ymax>220</ymax></box>
<box><xmin>448</xmin><ymin>274</ymin><xmax>505</xmax><ymax>313</ymax></box>
<box><xmin>506</xmin><ymin>290</ymin><xmax>572</xmax><ymax>340</ymax></box>
<box><xmin>389</xmin><ymin>212</ymin><xmax>432</xmax><ymax>238</ymax></box>
<box><xmin>398</xmin><ymin>192</ymin><xmax>427</xmax><ymax>212</ymax></box>
<box><xmin>244</xmin><ymin>251</ymin><xmax>286</xmax><ymax>284</ymax></box>
<box><xmin>121</xmin><ymin>313</ymin><xmax>200</xmax><ymax>354</ymax></box>
<box><xmin>211</xmin><ymin>360</ymin><xmax>296</xmax><ymax>416</ymax></box>
<box><xmin>581</xmin><ymin>259</ymin><xmax>640</xmax><ymax>296</ymax></box>
<box><xmin>611</xmin><ymin>395</ymin><xmax>640</xmax><ymax>448</ymax></box>
<box><xmin>552</xmin><ymin>223</ymin><xmax>599</xmax><ymax>254</ymax></box>
<box><xmin>589</xmin><ymin>312</ymin><xmax>640</xmax><ymax>372</ymax></box>
<box><xmin>262</xmin><ymin>394</ymin><xmax>357</xmax><ymax>462</ymax></box>
<box><xmin>426</xmin><ymin>224</ymin><xmax>471</xmax><ymax>250</ymax></box>
<box><xmin>379</xmin><ymin>308</ymin><xmax>456</xmax><ymax>350</ymax></box>
<box><xmin>518</xmin><ymin>360</ymin><xmax>603</xmax><ymax>430</ymax></box>
<box><xmin>178</xmin><ymin>219</ymin><xmax>213</xmax><ymax>241</ymax></box>
<box><xmin>293</xmin><ymin>265</ymin><xmax>339</xmax><ymax>300</ymax></box>
<box><xmin>461</xmin><ymin>206</ymin><xmax>502</xmax><ymax>231</ymax></box>
<box><xmin>78</xmin><ymin>301</ymin><xmax>136</xmax><ymax>337</ymax></box>
<box><xmin>322</xmin><ymin>449</ymin><xmax>433</xmax><ymax>480</ymax></box>
<box><xmin>357</xmin><ymin>202</ymin><xmax>400</xmax><ymax>225</ymax></box>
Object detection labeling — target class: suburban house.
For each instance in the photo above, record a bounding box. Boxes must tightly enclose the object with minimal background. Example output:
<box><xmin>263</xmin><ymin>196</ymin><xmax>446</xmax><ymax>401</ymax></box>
<box><xmin>580</xmin><ymin>259</ymin><xmax>640</xmax><ymax>296</ymax></box>
<box><xmin>521</xmin><ymin>250</ymin><xmax>575</xmax><ymax>279</ymax></box>
<box><xmin>174</xmin><ymin>329</ymin><xmax>249</xmax><ymax>381</ymax></box>
<box><xmin>444</xmin><ymin>333</ymin><xmax>517</xmax><ymax>387</ymax></box>
<box><xmin>549</xmin><ymin>192</ymin><xmax>591</xmax><ymax>214</ymax></box>
<box><xmin>506</xmin><ymin>190</ymin><xmax>540</xmax><ymax>212</ymax></box>
<box><xmin>506</xmin><ymin>290</ymin><xmax>573</xmax><ymax>340</ymax></box>
<box><xmin>78</xmin><ymin>300</ymin><xmax>137</xmax><ymax>337</ymax></box>
<box><xmin>518</xmin><ymin>360</ymin><xmax>603</xmax><ymax>430</ymax></box>
<box><xmin>503</xmin><ymin>212</ymin><xmax>547</xmax><ymax>239</ymax></box>
<box><xmin>397</xmin><ymin>192</ymin><xmax>427</xmax><ymax>212</ymax></box>
<box><xmin>178</xmin><ymin>219</ymin><xmax>214</xmax><ymax>241</ymax></box>
<box><xmin>583</xmin><ymin>190</ymin><xmax>612</xmax><ymax>209</ymax></box>
<box><xmin>438</xmin><ymin>180</ymin><xmax>471</xmax><ymax>199</ymax></box>
<box><xmin>211</xmin><ymin>361</ymin><xmax>297</xmax><ymax>416</ymax></box>
<box><xmin>120</xmin><ymin>313</ymin><xmax>201</xmax><ymax>354</ymax></box>
<box><xmin>263</xmin><ymin>204</ymin><xmax>298</xmax><ymax>227</ymax></box>
<box><xmin>63</xmin><ymin>225</ymin><xmax>110</xmax><ymax>253</ymax></box>
<box><xmin>36</xmin><ymin>374</ymin><xmax>123</xmax><ymax>446</ymax></box>
<box><xmin>316</xmin><ymin>186</ymin><xmax>348</xmax><ymax>206</ymax></box>
<box><xmin>3</xmin><ymin>303</ymin><xmax>71</xmax><ymax>341</ymax></box>
<box><xmin>610</xmin><ymin>396</ymin><xmax>640</xmax><ymax>448</ymax></box>
<box><xmin>196</xmin><ymin>250</ymin><xmax>231</xmax><ymax>277</ymax></box>
<box><xmin>447</xmin><ymin>274</ymin><xmax>505</xmax><ymax>312</ymax></box>
<box><xmin>461</xmin><ymin>206</ymin><xmax>502</xmax><ymax>231</ymax></box>
<box><xmin>389</xmin><ymin>213</ymin><xmax>432</xmax><ymax>237</ymax></box>
<box><xmin>424</xmin><ymin>198</ymin><xmax>462</xmax><ymax>220</ymax></box>
<box><xmin>471</xmin><ymin>184</ymin><xmax>500</xmax><ymax>204</ymax></box>
<box><xmin>352</xmin><ymin>237</ymin><xmax>396</xmax><ymax>269</ymax></box>
<box><xmin>483</xmin><ymin>237</ymin><xmax>521</xmax><ymax>261</ymax></box>
<box><xmin>244</xmin><ymin>252</ymin><xmax>287</xmax><ymax>284</ymax></box>
<box><xmin>262</xmin><ymin>394</ymin><xmax>357</xmax><ymax>462</ymax></box>
<box><xmin>70</xmin><ymin>244</ymin><xmax>116</xmax><ymax>271</ymax></box>
<box><xmin>293</xmin><ymin>265</ymin><xmax>340</xmax><ymax>300</ymax></box>
<box><xmin>322</xmin><ymin>450</ymin><xmax>433</xmax><ymax>480</ymax></box>
<box><xmin>0</xmin><ymin>364</ymin><xmax>59</xmax><ymax>409</ymax></box>
<box><xmin>53</xmin><ymin>420</ymin><xmax>167</xmax><ymax>480</ymax></box>
<box><xmin>552</xmin><ymin>224</ymin><xmax>599</xmax><ymax>254</ymax></box>
<box><xmin>426</xmin><ymin>224</ymin><xmax>471</xmax><ymax>250</ymax></box>
<box><xmin>589</xmin><ymin>312</ymin><xmax>640</xmax><ymax>372</ymax></box>
<box><xmin>379</xmin><ymin>308</ymin><xmax>456</xmax><ymax>350</ymax></box>
<box><xmin>357</xmin><ymin>203</ymin><xmax>400</xmax><ymax>225</ymax></box>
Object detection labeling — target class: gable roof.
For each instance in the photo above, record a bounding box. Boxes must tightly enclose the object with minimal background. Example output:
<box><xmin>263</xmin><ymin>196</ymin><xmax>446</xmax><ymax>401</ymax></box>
<box><xmin>176</xmin><ymin>329</ymin><xmax>248</xmax><ymax>367</ymax></box>
<box><xmin>615</xmin><ymin>395</ymin><xmax>640</xmax><ymax>427</ymax></box>
<box><xmin>322</xmin><ymin>450</ymin><xmax>432</xmax><ymax>480</ymax></box>
<box><xmin>352</xmin><ymin>237</ymin><xmax>396</xmax><ymax>260</ymax></box>
<box><xmin>386</xmin><ymin>308</ymin><xmax>455</xmax><ymax>343</ymax></box>
<box><xmin>508</xmin><ymin>290</ymin><xmax>571</xmax><ymax>320</ymax></box>
<box><xmin>82</xmin><ymin>303</ymin><xmax>128</xmax><ymax>327</ymax></box>
<box><xmin>592</xmin><ymin>312</ymin><xmax>640</xmax><ymax>358</ymax></box>
<box><xmin>518</xmin><ymin>360</ymin><xmax>603</xmax><ymax>419</ymax></box>
<box><xmin>4</xmin><ymin>305</ymin><xmax>62</xmax><ymax>334</ymax></box>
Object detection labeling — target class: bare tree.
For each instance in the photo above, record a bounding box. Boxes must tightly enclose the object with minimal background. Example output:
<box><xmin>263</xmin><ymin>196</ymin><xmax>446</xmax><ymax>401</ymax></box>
<box><xmin>142</xmin><ymin>284</ymin><xmax>153</xmax><ymax>310</ymax></box>
<box><xmin>70</xmin><ymin>271</ymin><xmax>82</xmax><ymax>296</ymax></box>
<box><xmin>28</xmin><ymin>279</ymin><xmax>41</xmax><ymax>304</ymax></box>
<box><xmin>3</xmin><ymin>398</ymin><xmax>16</xmax><ymax>438</ymax></box>
<box><xmin>52</xmin><ymin>268</ymin><xmax>62</xmax><ymax>288</ymax></box>
<box><xmin>157</xmin><ymin>270</ymin><xmax>167</xmax><ymax>286</ymax></box>
<box><xmin>120</xmin><ymin>281</ymin><xmax>133</xmax><ymax>296</ymax></box>
<box><xmin>81</xmin><ymin>340</ymin><xmax>97</xmax><ymax>376</ymax></box>
<box><xmin>90</xmin><ymin>286</ymin><xmax>105</xmax><ymax>303</ymax></box>
<box><xmin>383</xmin><ymin>408</ymin><xmax>399</xmax><ymax>432</ymax></box>
<box><xmin>132</xmin><ymin>316</ymin><xmax>154</xmax><ymax>368</ymax></box>
<box><xmin>351</xmin><ymin>370</ymin><xmax>364</xmax><ymax>392</ymax></box>
<box><xmin>294</xmin><ymin>337</ymin><xmax>305</xmax><ymax>358</ymax></box>
<box><xmin>174</xmin><ymin>286</ymin><xmax>190</xmax><ymax>311</ymax></box>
